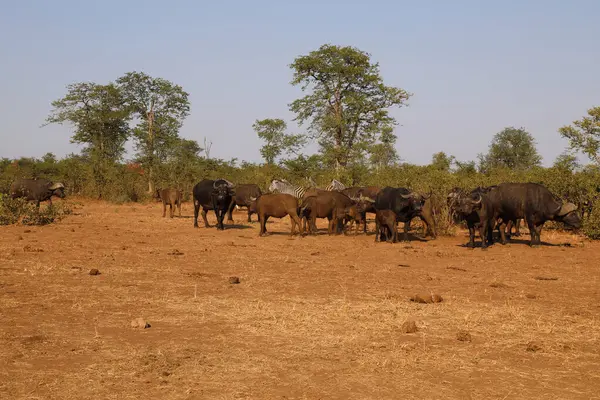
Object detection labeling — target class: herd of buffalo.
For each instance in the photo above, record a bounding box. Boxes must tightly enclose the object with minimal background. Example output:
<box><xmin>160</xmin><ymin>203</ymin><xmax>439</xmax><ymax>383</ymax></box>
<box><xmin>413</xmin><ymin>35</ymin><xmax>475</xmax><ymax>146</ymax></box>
<box><xmin>7</xmin><ymin>177</ymin><xmax>583</xmax><ymax>248</ymax></box>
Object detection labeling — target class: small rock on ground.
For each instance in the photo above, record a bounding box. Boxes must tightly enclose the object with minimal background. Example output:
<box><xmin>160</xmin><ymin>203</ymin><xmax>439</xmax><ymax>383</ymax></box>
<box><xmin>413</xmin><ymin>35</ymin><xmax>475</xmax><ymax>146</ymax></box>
<box><xmin>456</xmin><ymin>330</ymin><xmax>472</xmax><ymax>342</ymax></box>
<box><xmin>401</xmin><ymin>320</ymin><xmax>418</xmax><ymax>334</ymax></box>
<box><xmin>131</xmin><ymin>318</ymin><xmax>151</xmax><ymax>329</ymax></box>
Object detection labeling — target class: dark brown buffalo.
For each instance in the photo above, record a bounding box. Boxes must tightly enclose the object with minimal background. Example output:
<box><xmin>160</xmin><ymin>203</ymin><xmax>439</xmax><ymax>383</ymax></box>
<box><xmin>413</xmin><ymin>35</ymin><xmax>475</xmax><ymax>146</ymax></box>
<box><xmin>342</xmin><ymin>186</ymin><xmax>381</xmax><ymax>232</ymax></box>
<box><xmin>300</xmin><ymin>192</ymin><xmax>362</xmax><ymax>235</ymax></box>
<box><xmin>375</xmin><ymin>209</ymin><xmax>398</xmax><ymax>243</ymax></box>
<box><xmin>248</xmin><ymin>193</ymin><xmax>302</xmax><ymax>236</ymax></box>
<box><xmin>226</xmin><ymin>183</ymin><xmax>262</xmax><ymax>223</ymax></box>
<box><xmin>459</xmin><ymin>182</ymin><xmax>581</xmax><ymax>247</ymax></box>
<box><xmin>10</xmin><ymin>178</ymin><xmax>66</xmax><ymax>208</ymax></box>
<box><xmin>300</xmin><ymin>190</ymin><xmax>362</xmax><ymax>234</ymax></box>
<box><xmin>372</xmin><ymin>187</ymin><xmax>436</xmax><ymax>241</ymax></box>
<box><xmin>154</xmin><ymin>187</ymin><xmax>182</xmax><ymax>218</ymax></box>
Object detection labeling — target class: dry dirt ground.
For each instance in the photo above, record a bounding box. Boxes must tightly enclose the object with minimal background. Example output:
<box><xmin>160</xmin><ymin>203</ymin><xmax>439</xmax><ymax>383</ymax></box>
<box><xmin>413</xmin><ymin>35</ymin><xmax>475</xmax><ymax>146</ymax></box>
<box><xmin>1</xmin><ymin>199</ymin><xmax>600</xmax><ymax>400</ymax></box>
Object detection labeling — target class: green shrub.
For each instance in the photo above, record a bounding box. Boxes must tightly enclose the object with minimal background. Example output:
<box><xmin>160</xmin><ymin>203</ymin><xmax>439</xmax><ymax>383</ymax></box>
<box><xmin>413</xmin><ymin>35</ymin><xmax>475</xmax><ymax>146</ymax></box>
<box><xmin>583</xmin><ymin>203</ymin><xmax>600</xmax><ymax>239</ymax></box>
<box><xmin>0</xmin><ymin>194</ymin><xmax>72</xmax><ymax>226</ymax></box>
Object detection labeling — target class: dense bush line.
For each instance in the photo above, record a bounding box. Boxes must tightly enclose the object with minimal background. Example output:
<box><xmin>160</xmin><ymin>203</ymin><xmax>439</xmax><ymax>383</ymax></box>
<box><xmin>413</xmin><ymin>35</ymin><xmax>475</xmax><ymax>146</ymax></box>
<box><xmin>2</xmin><ymin>154</ymin><xmax>599</xmax><ymax>236</ymax></box>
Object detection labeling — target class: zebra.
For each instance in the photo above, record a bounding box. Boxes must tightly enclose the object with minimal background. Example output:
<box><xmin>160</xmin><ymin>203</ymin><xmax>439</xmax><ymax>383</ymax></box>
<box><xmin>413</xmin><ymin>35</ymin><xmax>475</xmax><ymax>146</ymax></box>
<box><xmin>325</xmin><ymin>179</ymin><xmax>346</xmax><ymax>192</ymax></box>
<box><xmin>268</xmin><ymin>179</ymin><xmax>310</xmax><ymax>199</ymax></box>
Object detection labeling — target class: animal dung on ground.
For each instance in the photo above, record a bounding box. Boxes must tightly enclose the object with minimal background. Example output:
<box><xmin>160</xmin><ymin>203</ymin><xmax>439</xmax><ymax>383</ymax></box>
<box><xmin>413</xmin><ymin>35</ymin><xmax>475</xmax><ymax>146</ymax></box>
<box><xmin>526</xmin><ymin>341</ymin><xmax>542</xmax><ymax>352</ymax></box>
<box><xmin>168</xmin><ymin>249</ymin><xmax>184</xmax><ymax>256</ymax></box>
<box><xmin>131</xmin><ymin>318</ymin><xmax>151</xmax><ymax>329</ymax></box>
<box><xmin>401</xmin><ymin>320</ymin><xmax>418</xmax><ymax>334</ymax></box>
<box><xmin>456</xmin><ymin>330</ymin><xmax>472</xmax><ymax>342</ymax></box>
<box><xmin>89</xmin><ymin>269</ymin><xmax>100</xmax><ymax>276</ymax></box>
<box><xmin>228</xmin><ymin>276</ymin><xmax>240</xmax><ymax>284</ymax></box>
<box><xmin>534</xmin><ymin>276</ymin><xmax>558</xmax><ymax>281</ymax></box>
<box><xmin>525</xmin><ymin>293</ymin><xmax>537</xmax><ymax>299</ymax></box>
<box><xmin>410</xmin><ymin>293</ymin><xmax>443</xmax><ymax>304</ymax></box>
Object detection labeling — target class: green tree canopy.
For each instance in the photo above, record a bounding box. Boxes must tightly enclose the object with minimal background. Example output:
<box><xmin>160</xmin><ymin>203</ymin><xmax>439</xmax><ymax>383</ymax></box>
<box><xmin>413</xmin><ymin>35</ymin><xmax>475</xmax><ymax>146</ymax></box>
<box><xmin>430</xmin><ymin>151</ymin><xmax>455</xmax><ymax>172</ymax></box>
<box><xmin>116</xmin><ymin>71</ymin><xmax>190</xmax><ymax>192</ymax></box>
<box><xmin>288</xmin><ymin>44</ymin><xmax>411</xmax><ymax>169</ymax></box>
<box><xmin>478</xmin><ymin>127</ymin><xmax>542</xmax><ymax>172</ymax></box>
<box><xmin>252</xmin><ymin>118</ymin><xmax>306</xmax><ymax>165</ymax></box>
<box><xmin>558</xmin><ymin>107</ymin><xmax>600</xmax><ymax>165</ymax></box>
<box><xmin>44</xmin><ymin>82</ymin><xmax>131</xmax><ymax>197</ymax></box>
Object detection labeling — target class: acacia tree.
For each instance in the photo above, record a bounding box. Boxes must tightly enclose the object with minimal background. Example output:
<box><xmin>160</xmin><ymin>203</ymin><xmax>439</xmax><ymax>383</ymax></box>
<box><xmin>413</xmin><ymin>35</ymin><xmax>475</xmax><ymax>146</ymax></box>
<box><xmin>289</xmin><ymin>44</ymin><xmax>411</xmax><ymax>169</ymax></box>
<box><xmin>478</xmin><ymin>127</ymin><xmax>542</xmax><ymax>172</ymax></box>
<box><xmin>116</xmin><ymin>71</ymin><xmax>190</xmax><ymax>193</ymax></box>
<box><xmin>252</xmin><ymin>118</ymin><xmax>305</xmax><ymax>165</ymax></box>
<box><xmin>559</xmin><ymin>107</ymin><xmax>600</xmax><ymax>165</ymax></box>
<box><xmin>44</xmin><ymin>82</ymin><xmax>130</xmax><ymax>198</ymax></box>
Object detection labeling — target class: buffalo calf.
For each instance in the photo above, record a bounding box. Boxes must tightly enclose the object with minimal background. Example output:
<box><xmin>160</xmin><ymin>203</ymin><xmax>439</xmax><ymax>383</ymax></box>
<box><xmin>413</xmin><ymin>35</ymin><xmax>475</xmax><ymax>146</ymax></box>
<box><xmin>375</xmin><ymin>209</ymin><xmax>398</xmax><ymax>243</ymax></box>
<box><xmin>155</xmin><ymin>187</ymin><xmax>182</xmax><ymax>218</ymax></box>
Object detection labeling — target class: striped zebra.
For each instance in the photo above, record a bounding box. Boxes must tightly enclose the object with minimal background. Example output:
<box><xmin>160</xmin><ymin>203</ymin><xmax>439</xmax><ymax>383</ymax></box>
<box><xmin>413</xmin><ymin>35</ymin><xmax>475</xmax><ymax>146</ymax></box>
<box><xmin>268</xmin><ymin>179</ymin><xmax>310</xmax><ymax>199</ymax></box>
<box><xmin>325</xmin><ymin>179</ymin><xmax>346</xmax><ymax>192</ymax></box>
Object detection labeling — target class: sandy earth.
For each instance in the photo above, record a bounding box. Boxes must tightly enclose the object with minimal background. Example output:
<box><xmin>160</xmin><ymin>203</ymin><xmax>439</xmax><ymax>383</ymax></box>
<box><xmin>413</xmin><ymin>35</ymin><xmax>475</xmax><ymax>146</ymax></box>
<box><xmin>1</xmin><ymin>199</ymin><xmax>600</xmax><ymax>399</ymax></box>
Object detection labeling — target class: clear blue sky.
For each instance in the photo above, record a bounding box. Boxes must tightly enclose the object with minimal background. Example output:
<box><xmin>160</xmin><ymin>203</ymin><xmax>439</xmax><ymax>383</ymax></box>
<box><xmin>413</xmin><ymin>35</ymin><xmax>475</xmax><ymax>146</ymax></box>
<box><xmin>1</xmin><ymin>0</ymin><xmax>599</xmax><ymax>166</ymax></box>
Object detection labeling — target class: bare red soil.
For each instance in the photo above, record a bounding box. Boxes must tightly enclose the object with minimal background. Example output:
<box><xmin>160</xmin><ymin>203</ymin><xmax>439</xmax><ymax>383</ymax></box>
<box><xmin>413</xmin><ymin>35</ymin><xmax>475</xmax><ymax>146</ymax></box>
<box><xmin>1</xmin><ymin>199</ymin><xmax>599</xmax><ymax>399</ymax></box>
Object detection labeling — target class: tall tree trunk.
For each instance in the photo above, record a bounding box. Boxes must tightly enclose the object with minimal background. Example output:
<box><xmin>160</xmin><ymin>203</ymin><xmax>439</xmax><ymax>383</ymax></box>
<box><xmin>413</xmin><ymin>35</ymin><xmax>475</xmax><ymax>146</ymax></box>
<box><xmin>147</xmin><ymin>110</ymin><xmax>155</xmax><ymax>194</ymax></box>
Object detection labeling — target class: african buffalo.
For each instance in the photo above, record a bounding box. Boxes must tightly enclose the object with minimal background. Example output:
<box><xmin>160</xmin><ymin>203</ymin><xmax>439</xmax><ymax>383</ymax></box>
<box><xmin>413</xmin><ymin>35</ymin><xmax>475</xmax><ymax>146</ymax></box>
<box><xmin>299</xmin><ymin>192</ymin><xmax>362</xmax><ymax>235</ymax></box>
<box><xmin>373</xmin><ymin>187</ymin><xmax>435</xmax><ymax>241</ymax></box>
<box><xmin>342</xmin><ymin>186</ymin><xmax>380</xmax><ymax>232</ymax></box>
<box><xmin>248</xmin><ymin>193</ymin><xmax>302</xmax><ymax>236</ymax></box>
<box><xmin>10</xmin><ymin>178</ymin><xmax>66</xmax><ymax>208</ymax></box>
<box><xmin>193</xmin><ymin>178</ymin><xmax>235</xmax><ymax>230</ymax></box>
<box><xmin>461</xmin><ymin>182</ymin><xmax>581</xmax><ymax>247</ymax></box>
<box><xmin>454</xmin><ymin>186</ymin><xmax>497</xmax><ymax>248</ymax></box>
<box><xmin>375</xmin><ymin>209</ymin><xmax>398</xmax><ymax>243</ymax></box>
<box><xmin>154</xmin><ymin>187</ymin><xmax>182</xmax><ymax>218</ymax></box>
<box><xmin>226</xmin><ymin>183</ymin><xmax>262</xmax><ymax>223</ymax></box>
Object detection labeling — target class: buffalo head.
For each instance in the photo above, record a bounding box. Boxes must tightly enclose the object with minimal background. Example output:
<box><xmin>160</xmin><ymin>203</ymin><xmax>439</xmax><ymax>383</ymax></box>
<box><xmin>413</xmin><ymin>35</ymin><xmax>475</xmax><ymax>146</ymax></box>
<box><xmin>555</xmin><ymin>202</ymin><xmax>581</xmax><ymax>229</ymax></box>
<box><xmin>49</xmin><ymin>182</ymin><xmax>66</xmax><ymax>198</ymax></box>
<box><xmin>400</xmin><ymin>191</ymin><xmax>430</xmax><ymax>213</ymax></box>
<box><xmin>456</xmin><ymin>192</ymin><xmax>482</xmax><ymax>216</ymax></box>
<box><xmin>212</xmin><ymin>179</ymin><xmax>235</xmax><ymax>202</ymax></box>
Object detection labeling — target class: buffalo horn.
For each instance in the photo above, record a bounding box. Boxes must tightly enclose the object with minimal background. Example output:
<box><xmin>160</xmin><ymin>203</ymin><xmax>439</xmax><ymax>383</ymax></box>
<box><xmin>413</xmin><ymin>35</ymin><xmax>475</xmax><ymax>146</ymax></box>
<box><xmin>471</xmin><ymin>194</ymin><xmax>482</xmax><ymax>204</ymax></box>
<box><xmin>558</xmin><ymin>202</ymin><xmax>577</xmax><ymax>216</ymax></box>
<box><xmin>49</xmin><ymin>182</ymin><xmax>65</xmax><ymax>190</ymax></box>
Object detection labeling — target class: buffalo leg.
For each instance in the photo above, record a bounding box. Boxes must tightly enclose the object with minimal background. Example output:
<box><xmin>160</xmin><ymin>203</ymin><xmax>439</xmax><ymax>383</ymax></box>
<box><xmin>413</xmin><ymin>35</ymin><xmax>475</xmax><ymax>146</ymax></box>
<box><xmin>327</xmin><ymin>217</ymin><xmax>335</xmax><ymax>235</ymax></box>
<box><xmin>525</xmin><ymin>217</ymin><xmax>537</xmax><ymax>247</ymax></box>
<box><xmin>479</xmin><ymin>220</ymin><xmax>489</xmax><ymax>249</ymax></box>
<box><xmin>247</xmin><ymin>210</ymin><xmax>252</xmax><ymax>223</ymax></box>
<box><xmin>193</xmin><ymin>201</ymin><xmax>200</xmax><ymax>228</ymax></box>
<box><xmin>375</xmin><ymin>219</ymin><xmax>381</xmax><ymax>242</ymax></box>
<box><xmin>403</xmin><ymin>221</ymin><xmax>410</xmax><ymax>242</ymax></box>
<box><xmin>362</xmin><ymin>212</ymin><xmax>368</xmax><ymax>233</ymax></box>
<box><xmin>226</xmin><ymin>199</ymin><xmax>235</xmax><ymax>222</ymax></box>
<box><xmin>466</xmin><ymin>224</ymin><xmax>475</xmax><ymax>248</ymax></box>
<box><xmin>216</xmin><ymin>208</ymin><xmax>225</xmax><ymax>230</ymax></box>
<box><xmin>201</xmin><ymin>208</ymin><xmax>211</xmax><ymax>228</ymax></box>
<box><xmin>162</xmin><ymin>201</ymin><xmax>167</xmax><ymax>218</ymax></box>
<box><xmin>389</xmin><ymin>221</ymin><xmax>397</xmax><ymax>243</ymax></box>
<box><xmin>290</xmin><ymin>213</ymin><xmax>302</xmax><ymax>236</ymax></box>
<box><xmin>533</xmin><ymin>223</ymin><xmax>544</xmax><ymax>246</ymax></box>
<box><xmin>259</xmin><ymin>214</ymin><xmax>268</xmax><ymax>236</ymax></box>
<box><xmin>177</xmin><ymin>200</ymin><xmax>181</xmax><ymax>217</ymax></box>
